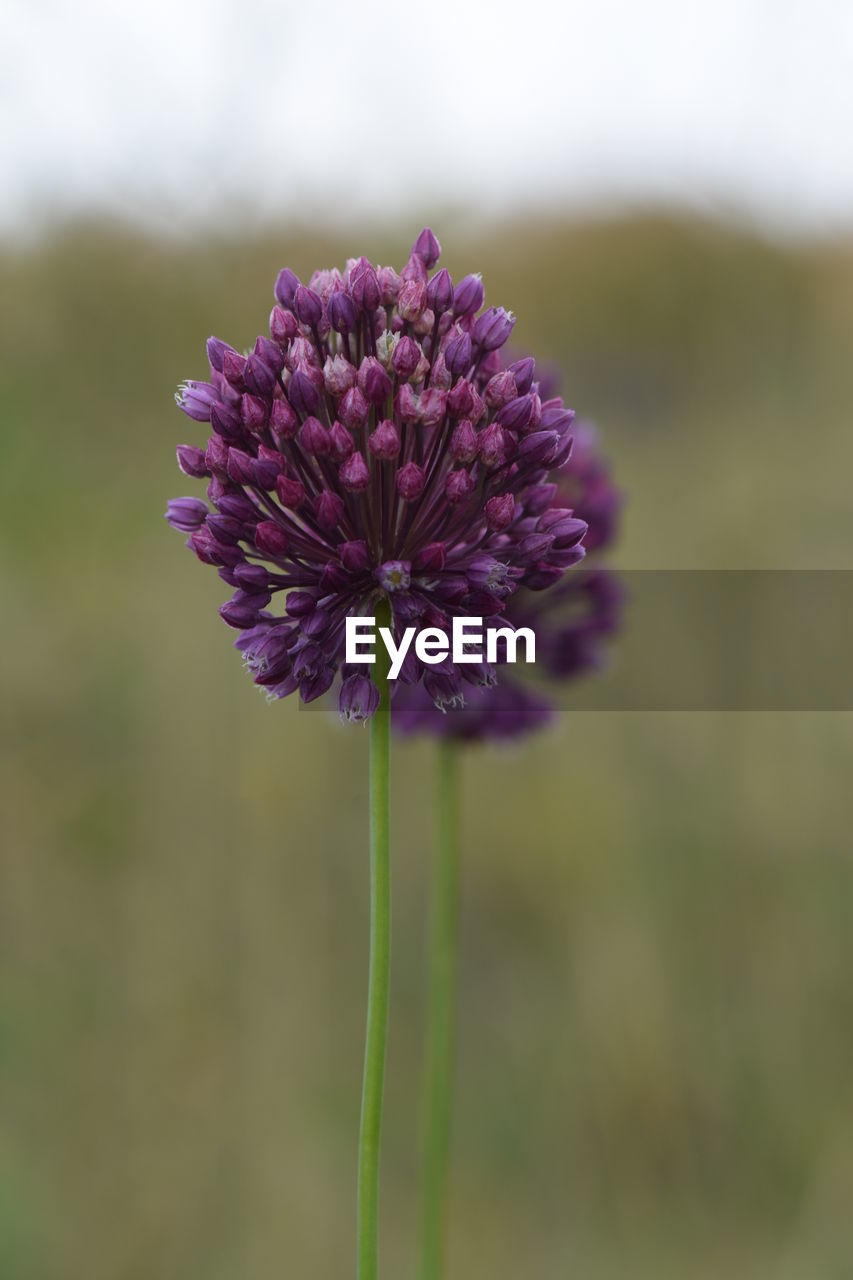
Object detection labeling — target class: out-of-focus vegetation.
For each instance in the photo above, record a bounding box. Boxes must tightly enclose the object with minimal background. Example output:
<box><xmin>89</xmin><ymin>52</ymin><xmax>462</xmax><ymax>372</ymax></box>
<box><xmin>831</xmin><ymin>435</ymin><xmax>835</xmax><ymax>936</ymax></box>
<box><xmin>1</xmin><ymin>215</ymin><xmax>852</xmax><ymax>1279</ymax></box>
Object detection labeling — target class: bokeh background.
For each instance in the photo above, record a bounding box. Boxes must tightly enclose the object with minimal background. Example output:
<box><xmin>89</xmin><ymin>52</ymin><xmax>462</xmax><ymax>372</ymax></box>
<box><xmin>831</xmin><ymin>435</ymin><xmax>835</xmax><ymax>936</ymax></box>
<box><xmin>2</xmin><ymin>3</ymin><xmax>853</xmax><ymax>1277</ymax></box>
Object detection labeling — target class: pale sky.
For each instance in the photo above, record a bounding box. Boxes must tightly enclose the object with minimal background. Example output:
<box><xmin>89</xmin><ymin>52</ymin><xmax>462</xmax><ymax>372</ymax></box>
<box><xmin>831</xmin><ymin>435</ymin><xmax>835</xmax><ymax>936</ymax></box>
<box><xmin>2</xmin><ymin>0</ymin><xmax>852</xmax><ymax>238</ymax></box>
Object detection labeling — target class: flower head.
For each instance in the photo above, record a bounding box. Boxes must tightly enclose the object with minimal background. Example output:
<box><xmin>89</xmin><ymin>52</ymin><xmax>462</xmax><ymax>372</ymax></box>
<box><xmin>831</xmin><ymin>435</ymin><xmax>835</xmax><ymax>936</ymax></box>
<box><xmin>167</xmin><ymin>229</ymin><xmax>585</xmax><ymax>720</ymax></box>
<box><xmin>393</xmin><ymin>421</ymin><xmax>623</xmax><ymax>740</ymax></box>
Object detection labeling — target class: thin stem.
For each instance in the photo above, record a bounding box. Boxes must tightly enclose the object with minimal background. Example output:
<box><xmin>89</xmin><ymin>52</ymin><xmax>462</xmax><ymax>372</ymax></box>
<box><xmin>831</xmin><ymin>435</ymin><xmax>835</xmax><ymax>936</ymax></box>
<box><xmin>419</xmin><ymin>739</ymin><xmax>461</xmax><ymax>1280</ymax></box>
<box><xmin>358</xmin><ymin>597</ymin><xmax>393</xmax><ymax>1280</ymax></box>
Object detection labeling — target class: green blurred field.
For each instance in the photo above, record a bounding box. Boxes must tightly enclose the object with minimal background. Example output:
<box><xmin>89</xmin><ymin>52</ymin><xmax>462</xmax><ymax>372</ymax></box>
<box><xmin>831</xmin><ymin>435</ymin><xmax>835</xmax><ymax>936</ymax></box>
<box><xmin>1</xmin><ymin>216</ymin><xmax>853</xmax><ymax>1279</ymax></box>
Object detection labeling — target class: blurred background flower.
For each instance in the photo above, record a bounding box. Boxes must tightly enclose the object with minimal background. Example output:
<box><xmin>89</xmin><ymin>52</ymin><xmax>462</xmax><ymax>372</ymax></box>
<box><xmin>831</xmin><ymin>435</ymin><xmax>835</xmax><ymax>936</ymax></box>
<box><xmin>2</xmin><ymin>3</ymin><xmax>853</xmax><ymax>1279</ymax></box>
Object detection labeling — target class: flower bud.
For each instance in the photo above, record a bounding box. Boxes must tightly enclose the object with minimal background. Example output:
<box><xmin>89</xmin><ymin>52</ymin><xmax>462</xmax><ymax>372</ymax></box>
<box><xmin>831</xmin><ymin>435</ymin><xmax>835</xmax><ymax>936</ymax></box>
<box><xmin>414</xmin><ymin>542</ymin><xmax>446</xmax><ymax>571</ymax></box>
<box><xmin>426</xmin><ymin>267</ymin><xmax>453</xmax><ymax>314</ymax></box>
<box><xmin>378</xmin><ymin>266</ymin><xmax>402</xmax><ymax>305</ymax></box>
<box><xmin>391</xmin><ymin>335</ymin><xmax>421</xmax><ymax>380</ymax></box>
<box><xmin>446</xmin><ymin>377</ymin><xmax>474</xmax><ymax>418</ymax></box>
<box><xmin>165</xmin><ymin>497</ymin><xmax>208</xmax><ymax>532</ymax></box>
<box><xmin>275</xmin><ymin>473</ymin><xmax>306</xmax><ymax>508</ymax></box>
<box><xmin>324</xmin><ymin>354</ymin><xmax>357</xmax><ymax>397</ymax></box>
<box><xmin>338</xmin><ymin>386</ymin><xmax>369</xmax><ymax>430</ymax></box>
<box><xmin>254</xmin><ymin>335</ymin><xmax>285</xmax><ymax>375</ymax></box>
<box><xmin>473</xmin><ymin>306</ymin><xmax>515</xmax><ymax>351</ymax></box>
<box><xmin>479</xmin><ymin>423</ymin><xmax>506</xmax><ymax>469</ymax></box>
<box><xmin>339</xmin><ymin>673</ymin><xmax>380</xmax><ymax>723</ymax></box>
<box><xmin>209</xmin><ymin>401</ymin><xmax>241</xmax><ymax>439</ymax></box>
<box><xmin>207</xmin><ymin>513</ymin><xmax>244</xmax><ymax>544</ymax></box>
<box><xmin>205</xmin><ymin>433</ymin><xmax>229</xmax><ymax>475</ymax></box>
<box><xmin>288</xmin><ymin>367</ymin><xmax>323</xmax><ymax>418</ymax></box>
<box><xmin>445</xmin><ymin>329</ymin><xmax>473</xmax><ymax>377</ymax></box>
<box><xmin>445</xmin><ymin>469</ymin><xmax>474</xmax><ymax>504</ymax></box>
<box><xmin>412</xmin><ymin>227</ymin><xmax>441</xmax><ymax>268</ymax></box>
<box><xmin>368</xmin><ymin>420</ymin><xmax>400</xmax><ymax>460</ymax></box>
<box><xmin>294</xmin><ymin>285</ymin><xmax>323</xmax><ymax>327</ymax></box>
<box><xmin>339</xmin><ymin>451</ymin><xmax>370</xmax><ymax>492</ymax></box>
<box><xmin>485</xmin><ymin>370</ymin><xmax>517</xmax><ymax>409</ymax></box>
<box><xmin>398</xmin><ymin>279</ymin><xmax>427</xmax><ymax>322</ymax></box>
<box><xmin>274</xmin><ymin>267</ymin><xmax>300</xmax><ymax>309</ymax></box>
<box><xmin>395</xmin><ymin>383</ymin><xmax>419</xmax><ymax>424</ymax></box>
<box><xmin>177</xmin><ymin>380</ymin><xmax>219</xmax><ymax>421</ymax></box>
<box><xmin>233</xmin><ymin>562</ymin><xmax>272</xmax><ymax>592</ymax></box>
<box><xmin>452</xmin><ymin>273</ymin><xmax>484</xmax><ymax>316</ymax></box>
<box><xmin>485</xmin><ymin>493</ymin><xmax>515</xmax><ymax>531</ymax></box>
<box><xmin>330</xmin><ymin>421</ymin><xmax>355</xmax><ymax>461</ymax></box>
<box><xmin>300</xmin><ymin>416</ymin><xmax>332</xmax><ymax>456</ymax></box>
<box><xmin>206</xmin><ymin>336</ymin><xmax>230</xmax><ymax>373</ymax></box>
<box><xmin>177</xmin><ymin>444</ymin><xmax>209</xmax><ymax>478</ymax></box>
<box><xmin>518</xmin><ymin>430</ymin><xmax>560</xmax><ymax>465</ymax></box>
<box><xmin>218</xmin><ymin>492</ymin><xmax>258</xmax><ymax>522</ymax></box>
<box><xmin>328</xmin><ymin>290</ymin><xmax>358</xmax><ymax>334</ymax></box>
<box><xmin>358</xmin><ymin>356</ymin><xmax>392</xmax><ymax>406</ymax></box>
<box><xmin>396</xmin><ymin>461</ymin><xmax>426</xmax><ymax>500</ymax></box>
<box><xmin>254</xmin><ymin>520</ymin><xmax>289</xmax><ymax>558</ymax></box>
<box><xmin>315</xmin><ymin>491</ymin><xmax>345</xmax><ymax>530</ymax></box>
<box><xmin>241</xmin><ymin>393</ymin><xmax>268</xmax><ymax>431</ymax></box>
<box><xmin>508</xmin><ymin>356</ymin><xmax>536</xmax><ymax>395</ymax></box>
<box><xmin>350</xmin><ymin>257</ymin><xmax>381</xmax><ymax>310</ymax></box>
<box><xmin>418</xmin><ymin>388</ymin><xmax>447</xmax><ymax>427</ymax></box>
<box><xmin>495</xmin><ymin>392</ymin><xmax>536</xmax><ymax>432</ymax></box>
<box><xmin>340</xmin><ymin>539</ymin><xmax>371</xmax><ymax>571</ymax></box>
<box><xmin>270</xmin><ymin>305</ymin><xmax>299</xmax><ymax>344</ymax></box>
<box><xmin>450</xmin><ymin>419</ymin><xmax>478</xmax><ymax>463</ymax></box>
<box><xmin>270</xmin><ymin>396</ymin><xmax>299</xmax><ymax>441</ymax></box>
<box><xmin>221</xmin><ymin>349</ymin><xmax>248</xmax><ymax>390</ymax></box>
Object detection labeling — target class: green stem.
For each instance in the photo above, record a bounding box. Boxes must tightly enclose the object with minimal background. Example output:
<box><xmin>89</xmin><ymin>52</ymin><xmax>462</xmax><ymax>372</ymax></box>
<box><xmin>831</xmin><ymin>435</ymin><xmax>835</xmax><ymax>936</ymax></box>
<box><xmin>358</xmin><ymin>598</ymin><xmax>392</xmax><ymax>1280</ymax></box>
<box><xmin>419</xmin><ymin>739</ymin><xmax>461</xmax><ymax>1280</ymax></box>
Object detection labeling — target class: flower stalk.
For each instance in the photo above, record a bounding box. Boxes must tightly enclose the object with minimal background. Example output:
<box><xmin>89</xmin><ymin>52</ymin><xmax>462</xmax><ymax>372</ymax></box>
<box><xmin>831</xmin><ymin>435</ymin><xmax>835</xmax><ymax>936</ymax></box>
<box><xmin>358</xmin><ymin>597</ymin><xmax>393</xmax><ymax>1280</ymax></box>
<box><xmin>420</xmin><ymin>739</ymin><xmax>461</xmax><ymax>1280</ymax></box>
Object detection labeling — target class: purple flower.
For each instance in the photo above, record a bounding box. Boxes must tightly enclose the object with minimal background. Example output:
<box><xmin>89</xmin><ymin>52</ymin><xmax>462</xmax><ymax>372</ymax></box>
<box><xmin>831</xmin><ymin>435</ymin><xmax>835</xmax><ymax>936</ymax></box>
<box><xmin>168</xmin><ymin>229</ymin><xmax>585</xmax><ymax>721</ymax></box>
<box><xmin>394</xmin><ymin>420</ymin><xmax>623</xmax><ymax>740</ymax></box>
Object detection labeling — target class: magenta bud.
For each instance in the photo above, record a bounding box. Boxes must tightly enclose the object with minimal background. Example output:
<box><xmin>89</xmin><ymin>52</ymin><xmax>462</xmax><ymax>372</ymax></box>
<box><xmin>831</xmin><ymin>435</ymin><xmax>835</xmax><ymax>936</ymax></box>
<box><xmin>275</xmin><ymin>473</ymin><xmax>306</xmax><ymax>508</ymax></box>
<box><xmin>468</xmin><ymin>387</ymin><xmax>487</xmax><ymax>425</ymax></box>
<box><xmin>218</xmin><ymin>492</ymin><xmax>258</xmax><ymax>522</ymax></box>
<box><xmin>270</xmin><ymin>305</ymin><xmax>299</xmax><ymax>344</ymax></box>
<box><xmin>207</xmin><ymin>513</ymin><xmax>244</xmax><ymax>544</ymax></box>
<box><xmin>391</xmin><ymin>335</ymin><xmax>421</xmax><ymax>380</ymax></box>
<box><xmin>286</xmin><ymin>591</ymin><xmax>317</xmax><ymax>617</ymax></box>
<box><xmin>452</xmin><ymin>273</ymin><xmax>484</xmax><ymax>316</ymax></box>
<box><xmin>368</xmin><ymin>420</ymin><xmax>401</xmax><ymax>460</ymax></box>
<box><xmin>270</xmin><ymin>397</ymin><xmax>299</xmax><ymax>441</ymax></box>
<box><xmin>241</xmin><ymin>393</ymin><xmax>268</xmax><ymax>431</ymax></box>
<box><xmin>244</xmin><ymin>352</ymin><xmax>276</xmax><ymax>398</ymax></box>
<box><xmin>233</xmin><ymin>562</ymin><xmax>271</xmax><ymax>591</ymax></box>
<box><xmin>330</xmin><ymin>421</ymin><xmax>355</xmax><ymax>461</ymax></box>
<box><xmin>226</xmin><ymin>448</ymin><xmax>256</xmax><ymax>486</ymax></box>
<box><xmin>378</xmin><ymin>266</ymin><xmax>402</xmax><ymax>305</ymax></box>
<box><xmin>177</xmin><ymin>380</ymin><xmax>219</xmax><ymax>421</ymax></box>
<box><xmin>254</xmin><ymin>335</ymin><xmax>285</xmax><ymax>374</ymax></box>
<box><xmin>485</xmin><ymin>493</ymin><xmax>515</xmax><ymax>531</ymax></box>
<box><xmin>541</xmin><ymin>405</ymin><xmax>575</xmax><ymax>434</ymax></box>
<box><xmin>340</xmin><ymin>539</ymin><xmax>371</xmax><ymax>572</ymax></box>
<box><xmin>221</xmin><ymin>349</ymin><xmax>248</xmax><ymax>390</ymax></box>
<box><xmin>176</xmin><ymin>444</ymin><xmax>209</xmax><ymax>478</ymax></box>
<box><xmin>479</xmin><ymin>423</ymin><xmax>507</xmax><ymax>469</ymax></box>
<box><xmin>398</xmin><ymin>279</ymin><xmax>427</xmax><ymax>322</ymax></box>
<box><xmin>495</xmin><ymin>392</ymin><xmax>536</xmax><ymax>432</ymax></box>
<box><xmin>485</xmin><ymin>370</ymin><xmax>518</xmax><ymax>409</ymax></box>
<box><xmin>450</xmin><ymin>419</ymin><xmax>478</xmax><ymax>463</ymax></box>
<box><xmin>445</xmin><ymin>469</ymin><xmax>475</xmax><ymax>504</ymax></box>
<box><xmin>274</xmin><ymin>267</ymin><xmax>300</xmax><ymax>309</ymax></box>
<box><xmin>338</xmin><ymin>385</ymin><xmax>369</xmax><ymax>430</ymax></box>
<box><xmin>418</xmin><ymin>388</ymin><xmax>447</xmax><ymax>427</ymax></box>
<box><xmin>339</xmin><ymin>451</ymin><xmax>370</xmax><ymax>492</ymax></box>
<box><xmin>396</xmin><ymin>461</ymin><xmax>426</xmax><ymax>500</ymax></box>
<box><xmin>350</xmin><ymin>257</ymin><xmax>381</xmax><ymax>311</ymax></box>
<box><xmin>518</xmin><ymin>431</ymin><xmax>560</xmax><ymax>465</ymax></box>
<box><xmin>446</xmin><ymin>377</ymin><xmax>474</xmax><ymax>419</ymax></box>
<box><xmin>206</xmin><ymin>336</ymin><xmax>230</xmax><ymax>373</ymax></box>
<box><xmin>414</xmin><ymin>542</ymin><xmax>446</xmax><ymax>571</ymax></box>
<box><xmin>209</xmin><ymin>401</ymin><xmax>242</xmax><ymax>439</ymax></box>
<box><xmin>294</xmin><ymin>285</ymin><xmax>323</xmax><ymax>327</ymax></box>
<box><xmin>300</xmin><ymin>417</ymin><xmax>332</xmax><ymax>456</ymax></box>
<box><xmin>315</xmin><ymin>491</ymin><xmax>345</xmax><ymax>530</ymax></box>
<box><xmin>254</xmin><ymin>520</ymin><xmax>289</xmax><ymax>558</ymax></box>
<box><xmin>288</xmin><ymin>367</ymin><xmax>323</xmax><ymax>418</ymax></box>
<box><xmin>324</xmin><ymin>354</ymin><xmax>357</xmax><ymax>397</ymax></box>
<box><xmin>395</xmin><ymin>383</ymin><xmax>419</xmax><ymax>424</ymax></box>
<box><xmin>426</xmin><ymin>267</ymin><xmax>453</xmax><ymax>314</ymax></box>
<box><xmin>358</xmin><ymin>356</ymin><xmax>392</xmax><ymax>406</ymax></box>
<box><xmin>165</xmin><ymin>497</ymin><xmax>208</xmax><ymax>532</ymax></box>
<box><xmin>473</xmin><ymin>306</ymin><xmax>515</xmax><ymax>351</ymax></box>
<box><xmin>445</xmin><ymin>329</ymin><xmax>473</xmax><ymax>377</ymax></box>
<box><xmin>519</xmin><ymin>532</ymin><xmax>555</xmax><ymax>562</ymax></box>
<box><xmin>401</xmin><ymin>253</ymin><xmax>428</xmax><ymax>284</ymax></box>
<box><xmin>508</xmin><ymin>357</ymin><xmax>536</xmax><ymax>395</ymax></box>
<box><xmin>328</xmin><ymin>290</ymin><xmax>358</xmax><ymax>334</ymax></box>
<box><xmin>548</xmin><ymin>516</ymin><xmax>588</xmax><ymax>548</ymax></box>
<box><xmin>412</xmin><ymin>227</ymin><xmax>441</xmax><ymax>268</ymax></box>
<box><xmin>205</xmin><ymin>433</ymin><xmax>230</xmax><ymax>475</ymax></box>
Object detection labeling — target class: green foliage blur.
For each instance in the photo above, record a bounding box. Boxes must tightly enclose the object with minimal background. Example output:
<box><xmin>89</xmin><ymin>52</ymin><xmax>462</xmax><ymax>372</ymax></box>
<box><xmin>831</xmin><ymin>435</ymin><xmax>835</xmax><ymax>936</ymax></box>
<box><xmin>1</xmin><ymin>215</ymin><xmax>853</xmax><ymax>1279</ymax></box>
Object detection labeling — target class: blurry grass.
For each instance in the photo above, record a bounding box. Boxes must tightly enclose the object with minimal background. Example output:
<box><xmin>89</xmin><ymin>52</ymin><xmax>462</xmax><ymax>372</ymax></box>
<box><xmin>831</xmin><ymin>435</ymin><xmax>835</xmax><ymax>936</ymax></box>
<box><xmin>1</xmin><ymin>214</ymin><xmax>853</xmax><ymax>1279</ymax></box>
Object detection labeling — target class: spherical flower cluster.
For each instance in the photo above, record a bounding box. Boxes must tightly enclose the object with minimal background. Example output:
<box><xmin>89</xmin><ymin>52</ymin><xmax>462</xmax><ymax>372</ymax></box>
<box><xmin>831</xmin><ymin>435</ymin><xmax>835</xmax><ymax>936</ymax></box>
<box><xmin>167</xmin><ymin>228</ymin><xmax>587</xmax><ymax>720</ymax></box>
<box><xmin>393</xmin><ymin>422</ymin><xmax>623</xmax><ymax>740</ymax></box>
